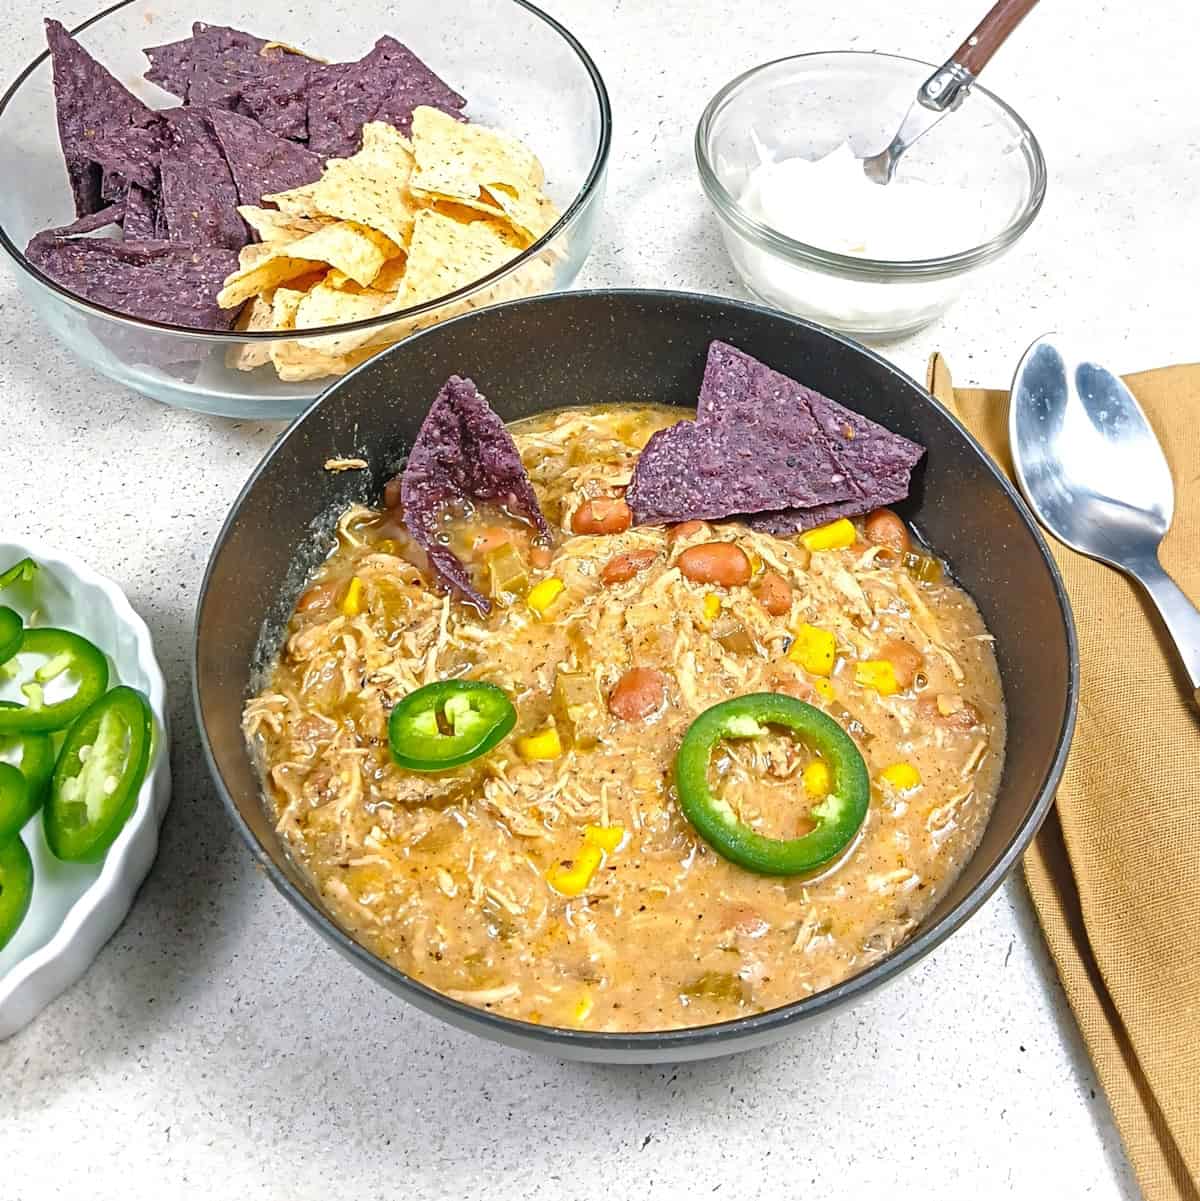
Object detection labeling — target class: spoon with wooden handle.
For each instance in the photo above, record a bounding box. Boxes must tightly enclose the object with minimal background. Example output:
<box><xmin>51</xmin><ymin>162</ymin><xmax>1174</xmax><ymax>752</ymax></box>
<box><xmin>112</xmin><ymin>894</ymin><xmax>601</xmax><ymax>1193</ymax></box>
<box><xmin>862</xmin><ymin>0</ymin><xmax>1041</xmax><ymax>185</ymax></box>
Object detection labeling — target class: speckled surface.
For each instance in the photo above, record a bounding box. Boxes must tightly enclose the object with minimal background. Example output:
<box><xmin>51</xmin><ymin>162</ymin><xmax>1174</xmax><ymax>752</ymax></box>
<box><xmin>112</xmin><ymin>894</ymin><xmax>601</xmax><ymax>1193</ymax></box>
<box><xmin>4</xmin><ymin>0</ymin><xmax>1195</xmax><ymax>1195</ymax></box>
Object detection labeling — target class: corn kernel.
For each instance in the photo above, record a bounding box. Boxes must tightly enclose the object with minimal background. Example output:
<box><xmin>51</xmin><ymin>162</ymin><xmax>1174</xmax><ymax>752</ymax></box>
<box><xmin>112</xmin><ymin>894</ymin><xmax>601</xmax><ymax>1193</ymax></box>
<box><xmin>703</xmin><ymin>593</ymin><xmax>722</xmax><ymax>623</ymax></box>
<box><xmin>788</xmin><ymin>623</ymin><xmax>837</xmax><ymax>676</ymax></box>
<box><xmin>803</xmin><ymin>759</ymin><xmax>832</xmax><ymax>798</ymax></box>
<box><xmin>856</xmin><ymin>660</ymin><xmax>900</xmax><ymax>696</ymax></box>
<box><xmin>340</xmin><ymin>576</ymin><xmax>364</xmax><ymax>616</ymax></box>
<box><xmin>516</xmin><ymin>725</ymin><xmax>563</xmax><ymax>760</ymax></box>
<box><xmin>799</xmin><ymin>518</ymin><xmax>857</xmax><ymax>552</ymax></box>
<box><xmin>527</xmin><ymin>576</ymin><xmax>565</xmax><ymax>615</ymax></box>
<box><xmin>748</xmin><ymin>552</ymin><xmax>764</xmax><ymax>578</ymax></box>
<box><xmin>881</xmin><ymin>762</ymin><xmax>922</xmax><ymax>792</ymax></box>
<box><xmin>572</xmin><ymin>993</ymin><xmax>594</xmax><ymax>1023</ymax></box>
<box><xmin>546</xmin><ymin>843</ymin><xmax>604</xmax><ymax>896</ymax></box>
<box><xmin>584</xmin><ymin>824</ymin><xmax>625</xmax><ymax>853</ymax></box>
<box><xmin>811</xmin><ymin>678</ymin><xmax>836</xmax><ymax>703</ymax></box>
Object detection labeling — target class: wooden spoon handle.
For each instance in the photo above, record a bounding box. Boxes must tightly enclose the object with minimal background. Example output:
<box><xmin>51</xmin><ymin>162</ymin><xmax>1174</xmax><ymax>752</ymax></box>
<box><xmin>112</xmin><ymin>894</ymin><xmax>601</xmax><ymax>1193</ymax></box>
<box><xmin>951</xmin><ymin>0</ymin><xmax>1041</xmax><ymax>76</ymax></box>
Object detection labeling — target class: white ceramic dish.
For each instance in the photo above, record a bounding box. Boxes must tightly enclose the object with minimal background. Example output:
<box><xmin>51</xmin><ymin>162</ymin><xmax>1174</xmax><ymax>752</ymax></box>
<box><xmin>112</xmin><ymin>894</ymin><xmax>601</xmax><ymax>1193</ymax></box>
<box><xmin>0</xmin><ymin>538</ymin><xmax>170</xmax><ymax>1040</ymax></box>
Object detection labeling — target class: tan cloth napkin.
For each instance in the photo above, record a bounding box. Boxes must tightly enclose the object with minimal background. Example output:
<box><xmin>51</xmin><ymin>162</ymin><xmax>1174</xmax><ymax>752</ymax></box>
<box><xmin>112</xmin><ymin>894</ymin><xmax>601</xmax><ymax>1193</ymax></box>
<box><xmin>927</xmin><ymin>354</ymin><xmax>1200</xmax><ymax>1201</ymax></box>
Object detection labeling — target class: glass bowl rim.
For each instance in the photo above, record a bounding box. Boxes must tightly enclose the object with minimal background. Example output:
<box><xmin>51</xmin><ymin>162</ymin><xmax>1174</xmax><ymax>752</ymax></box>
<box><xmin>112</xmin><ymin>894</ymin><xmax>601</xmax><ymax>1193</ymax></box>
<box><xmin>694</xmin><ymin>50</ymin><xmax>1047</xmax><ymax>282</ymax></box>
<box><xmin>0</xmin><ymin>0</ymin><xmax>613</xmax><ymax>341</ymax></box>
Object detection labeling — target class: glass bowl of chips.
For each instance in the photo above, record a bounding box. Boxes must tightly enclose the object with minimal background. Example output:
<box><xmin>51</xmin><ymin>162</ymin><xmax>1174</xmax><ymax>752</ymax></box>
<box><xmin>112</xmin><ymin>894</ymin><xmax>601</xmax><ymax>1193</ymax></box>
<box><xmin>0</xmin><ymin>0</ymin><xmax>611</xmax><ymax>419</ymax></box>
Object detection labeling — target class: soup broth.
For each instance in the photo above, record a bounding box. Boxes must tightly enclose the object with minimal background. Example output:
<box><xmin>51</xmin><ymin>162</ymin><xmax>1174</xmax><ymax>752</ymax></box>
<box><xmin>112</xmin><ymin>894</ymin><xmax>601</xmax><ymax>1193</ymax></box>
<box><xmin>245</xmin><ymin>404</ymin><xmax>1005</xmax><ymax>1031</ymax></box>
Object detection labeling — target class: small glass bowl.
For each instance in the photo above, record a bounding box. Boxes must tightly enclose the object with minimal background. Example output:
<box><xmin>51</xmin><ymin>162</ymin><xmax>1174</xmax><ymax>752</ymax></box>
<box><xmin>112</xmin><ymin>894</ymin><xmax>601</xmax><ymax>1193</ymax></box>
<box><xmin>696</xmin><ymin>52</ymin><xmax>1046</xmax><ymax>340</ymax></box>
<box><xmin>0</xmin><ymin>0</ymin><xmax>610</xmax><ymax>419</ymax></box>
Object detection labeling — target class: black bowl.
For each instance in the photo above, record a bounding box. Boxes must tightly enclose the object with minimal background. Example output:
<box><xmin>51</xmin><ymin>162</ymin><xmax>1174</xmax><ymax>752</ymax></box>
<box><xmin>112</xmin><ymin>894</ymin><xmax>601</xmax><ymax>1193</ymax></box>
<box><xmin>194</xmin><ymin>289</ymin><xmax>1078</xmax><ymax>1062</ymax></box>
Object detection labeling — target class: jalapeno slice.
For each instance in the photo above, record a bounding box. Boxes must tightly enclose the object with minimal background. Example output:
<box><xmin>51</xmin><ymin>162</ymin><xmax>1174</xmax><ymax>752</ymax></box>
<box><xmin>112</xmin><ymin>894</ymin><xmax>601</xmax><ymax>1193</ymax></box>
<box><xmin>674</xmin><ymin>693</ymin><xmax>870</xmax><ymax>877</ymax></box>
<box><xmin>0</xmin><ymin>834</ymin><xmax>34</xmax><ymax>951</ymax></box>
<box><xmin>0</xmin><ymin>707</ymin><xmax>55</xmax><ymax>842</ymax></box>
<box><xmin>44</xmin><ymin>686</ymin><xmax>153</xmax><ymax>863</ymax></box>
<box><xmin>0</xmin><ymin>607</ymin><xmax>21</xmax><ymax>666</ymax></box>
<box><xmin>0</xmin><ymin>627</ymin><xmax>109</xmax><ymax>734</ymax></box>
<box><xmin>388</xmin><ymin>680</ymin><xmax>517</xmax><ymax>772</ymax></box>
<box><xmin>0</xmin><ymin>558</ymin><xmax>37</xmax><ymax>592</ymax></box>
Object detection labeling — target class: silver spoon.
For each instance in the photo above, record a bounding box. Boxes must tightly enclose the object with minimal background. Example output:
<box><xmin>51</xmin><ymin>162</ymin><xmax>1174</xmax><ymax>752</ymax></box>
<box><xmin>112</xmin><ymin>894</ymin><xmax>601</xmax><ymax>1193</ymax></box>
<box><xmin>862</xmin><ymin>0</ymin><xmax>1041</xmax><ymax>185</ymax></box>
<box><xmin>1010</xmin><ymin>335</ymin><xmax>1200</xmax><ymax>709</ymax></box>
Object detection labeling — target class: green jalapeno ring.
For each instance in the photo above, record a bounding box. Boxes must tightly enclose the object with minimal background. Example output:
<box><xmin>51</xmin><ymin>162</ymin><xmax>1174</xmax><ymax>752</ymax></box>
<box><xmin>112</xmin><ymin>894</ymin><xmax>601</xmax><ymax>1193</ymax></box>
<box><xmin>0</xmin><ymin>627</ymin><xmax>110</xmax><ymax>734</ymax></box>
<box><xmin>44</xmin><ymin>686</ymin><xmax>154</xmax><ymax>863</ymax></box>
<box><xmin>0</xmin><ymin>607</ymin><xmax>21</xmax><ymax>667</ymax></box>
<box><xmin>0</xmin><ymin>833</ymin><xmax>34</xmax><ymax>951</ymax></box>
<box><xmin>388</xmin><ymin>680</ymin><xmax>517</xmax><ymax>772</ymax></box>
<box><xmin>0</xmin><ymin>558</ymin><xmax>37</xmax><ymax>592</ymax></box>
<box><xmin>674</xmin><ymin>693</ymin><xmax>870</xmax><ymax>877</ymax></box>
<box><xmin>0</xmin><ymin>706</ymin><xmax>56</xmax><ymax>843</ymax></box>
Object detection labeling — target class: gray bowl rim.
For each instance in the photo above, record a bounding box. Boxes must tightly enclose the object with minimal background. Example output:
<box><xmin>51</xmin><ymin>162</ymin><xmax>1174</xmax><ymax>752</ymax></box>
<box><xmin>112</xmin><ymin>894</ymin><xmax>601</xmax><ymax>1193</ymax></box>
<box><xmin>193</xmin><ymin>286</ymin><xmax>1079</xmax><ymax>1055</ymax></box>
<box><xmin>695</xmin><ymin>50</ymin><xmax>1048</xmax><ymax>281</ymax></box>
<box><xmin>0</xmin><ymin>0</ymin><xmax>613</xmax><ymax>341</ymax></box>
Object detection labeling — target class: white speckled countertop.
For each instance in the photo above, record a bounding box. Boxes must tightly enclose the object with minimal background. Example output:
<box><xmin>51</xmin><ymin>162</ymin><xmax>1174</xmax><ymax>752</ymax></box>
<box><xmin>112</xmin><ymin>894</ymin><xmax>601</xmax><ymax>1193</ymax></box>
<box><xmin>4</xmin><ymin>0</ymin><xmax>1197</xmax><ymax>1196</ymax></box>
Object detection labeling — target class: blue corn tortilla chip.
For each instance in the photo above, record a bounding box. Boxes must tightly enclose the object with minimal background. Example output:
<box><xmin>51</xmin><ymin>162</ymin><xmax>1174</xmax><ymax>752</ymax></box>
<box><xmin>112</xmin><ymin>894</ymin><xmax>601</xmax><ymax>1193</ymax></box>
<box><xmin>24</xmin><ymin>235</ymin><xmax>239</xmax><ymax>330</ymax></box>
<box><xmin>627</xmin><ymin>342</ymin><xmax>859</xmax><ymax>524</ymax></box>
<box><xmin>748</xmin><ymin>394</ymin><xmax>925</xmax><ymax>534</ymax></box>
<box><xmin>236</xmin><ymin>71</ymin><xmax>312</xmax><ymax>141</ymax></box>
<box><xmin>158</xmin><ymin>108</ymin><xmax>246</xmax><ymax>251</ymax></box>
<box><xmin>208</xmin><ymin>108</ymin><xmax>324</xmax><ymax>208</ymax></box>
<box><xmin>627</xmin><ymin>340</ymin><xmax>923</xmax><ymax>529</ymax></box>
<box><xmin>397</xmin><ymin>376</ymin><xmax>549</xmax><ymax>613</ymax></box>
<box><xmin>45</xmin><ymin>19</ymin><xmax>162</xmax><ymax>216</ymax></box>
<box><xmin>87</xmin><ymin>119</ymin><xmax>170</xmax><ymax>195</ymax></box>
<box><xmin>122</xmin><ymin>185</ymin><xmax>159</xmax><ymax>240</ymax></box>
<box><xmin>40</xmin><ymin>203</ymin><xmax>126</xmax><ymax>238</ymax></box>
<box><xmin>144</xmin><ymin>23</ymin><xmax>317</xmax><ymax>139</ymax></box>
<box><xmin>305</xmin><ymin>36</ymin><xmax>466</xmax><ymax>157</ymax></box>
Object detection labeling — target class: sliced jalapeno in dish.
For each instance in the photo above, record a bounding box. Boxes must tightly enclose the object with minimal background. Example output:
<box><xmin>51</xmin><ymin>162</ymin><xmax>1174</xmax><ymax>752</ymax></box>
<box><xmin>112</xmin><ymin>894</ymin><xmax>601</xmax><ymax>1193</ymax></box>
<box><xmin>0</xmin><ymin>627</ymin><xmax>109</xmax><ymax>734</ymax></box>
<box><xmin>0</xmin><ymin>834</ymin><xmax>33</xmax><ymax>951</ymax></box>
<box><xmin>0</xmin><ymin>606</ymin><xmax>21</xmax><ymax>666</ymax></box>
<box><xmin>0</xmin><ymin>707</ymin><xmax>55</xmax><ymax>842</ymax></box>
<box><xmin>0</xmin><ymin>765</ymin><xmax>31</xmax><ymax>845</ymax></box>
<box><xmin>44</xmin><ymin>686</ymin><xmax>153</xmax><ymax>863</ymax></box>
<box><xmin>674</xmin><ymin>693</ymin><xmax>870</xmax><ymax>877</ymax></box>
<box><xmin>0</xmin><ymin>558</ymin><xmax>37</xmax><ymax>591</ymax></box>
<box><xmin>388</xmin><ymin>680</ymin><xmax>517</xmax><ymax>772</ymax></box>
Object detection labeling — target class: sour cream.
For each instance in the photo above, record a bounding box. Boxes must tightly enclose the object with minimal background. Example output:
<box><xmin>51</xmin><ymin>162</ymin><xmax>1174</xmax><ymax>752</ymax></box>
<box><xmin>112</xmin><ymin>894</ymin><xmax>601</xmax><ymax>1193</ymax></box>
<box><xmin>725</xmin><ymin>143</ymin><xmax>994</xmax><ymax>335</ymax></box>
<box><xmin>738</xmin><ymin>143</ymin><xmax>988</xmax><ymax>261</ymax></box>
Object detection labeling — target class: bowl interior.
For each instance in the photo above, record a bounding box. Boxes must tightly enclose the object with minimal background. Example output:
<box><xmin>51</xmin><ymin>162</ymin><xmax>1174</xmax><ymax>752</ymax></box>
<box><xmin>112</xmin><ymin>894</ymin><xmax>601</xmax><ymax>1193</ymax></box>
<box><xmin>195</xmin><ymin>290</ymin><xmax>1075</xmax><ymax>1057</ymax></box>
<box><xmin>700</xmin><ymin>52</ymin><xmax>1043</xmax><ymax>268</ymax></box>
<box><xmin>0</xmin><ymin>0</ymin><xmax>609</xmax><ymax>418</ymax></box>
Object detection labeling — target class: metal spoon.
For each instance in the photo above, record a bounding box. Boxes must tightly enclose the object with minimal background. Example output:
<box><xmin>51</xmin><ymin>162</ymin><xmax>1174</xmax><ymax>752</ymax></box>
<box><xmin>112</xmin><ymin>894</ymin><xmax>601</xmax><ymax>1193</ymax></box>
<box><xmin>862</xmin><ymin>0</ymin><xmax>1041</xmax><ymax>185</ymax></box>
<box><xmin>1010</xmin><ymin>335</ymin><xmax>1200</xmax><ymax>709</ymax></box>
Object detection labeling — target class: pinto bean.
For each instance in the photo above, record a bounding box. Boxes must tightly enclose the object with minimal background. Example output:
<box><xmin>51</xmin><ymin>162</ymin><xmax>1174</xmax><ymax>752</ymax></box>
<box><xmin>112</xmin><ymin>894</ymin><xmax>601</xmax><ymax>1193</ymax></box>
<box><xmin>382</xmin><ymin>478</ymin><xmax>404</xmax><ymax>511</ymax></box>
<box><xmin>863</xmin><ymin>508</ymin><xmax>912</xmax><ymax>556</ymax></box>
<box><xmin>297</xmin><ymin>581</ymin><xmax>337</xmax><ymax>611</ymax></box>
<box><xmin>917</xmin><ymin>693</ymin><xmax>982</xmax><ymax>731</ymax></box>
<box><xmin>721</xmin><ymin>906</ymin><xmax>769</xmax><ymax>939</ymax></box>
<box><xmin>608</xmin><ymin>667</ymin><xmax>667</xmax><ymax>721</ymax></box>
<box><xmin>530</xmin><ymin>544</ymin><xmax>554</xmax><ymax>569</ymax></box>
<box><xmin>666</xmin><ymin>520</ymin><xmax>707</xmax><ymax>545</ymax></box>
<box><xmin>879</xmin><ymin>638</ymin><xmax>924</xmax><ymax>689</ymax></box>
<box><xmin>572</xmin><ymin>498</ymin><xmax>633</xmax><ymax>535</ymax></box>
<box><xmin>677</xmin><ymin>542</ymin><xmax>752</xmax><ymax>588</ymax></box>
<box><xmin>601</xmin><ymin>548</ymin><xmax>658</xmax><ymax>585</ymax></box>
<box><xmin>755</xmin><ymin>570</ymin><xmax>792</xmax><ymax>616</ymax></box>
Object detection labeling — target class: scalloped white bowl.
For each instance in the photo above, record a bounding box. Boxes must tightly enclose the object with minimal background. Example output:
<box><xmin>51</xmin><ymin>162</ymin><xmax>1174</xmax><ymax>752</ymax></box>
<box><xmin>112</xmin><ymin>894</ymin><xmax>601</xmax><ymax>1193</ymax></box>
<box><xmin>0</xmin><ymin>538</ymin><xmax>170</xmax><ymax>1040</ymax></box>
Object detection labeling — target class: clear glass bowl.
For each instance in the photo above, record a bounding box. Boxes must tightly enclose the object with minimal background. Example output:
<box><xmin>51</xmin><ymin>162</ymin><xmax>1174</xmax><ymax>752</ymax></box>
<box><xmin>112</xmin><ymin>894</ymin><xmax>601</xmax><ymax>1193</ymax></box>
<box><xmin>696</xmin><ymin>52</ymin><xmax>1045</xmax><ymax>340</ymax></box>
<box><xmin>0</xmin><ymin>0</ymin><xmax>610</xmax><ymax>419</ymax></box>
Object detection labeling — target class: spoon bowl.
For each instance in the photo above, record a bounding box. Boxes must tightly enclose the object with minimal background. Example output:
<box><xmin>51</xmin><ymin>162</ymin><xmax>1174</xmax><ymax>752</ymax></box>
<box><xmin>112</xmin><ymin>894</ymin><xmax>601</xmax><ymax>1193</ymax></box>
<box><xmin>1011</xmin><ymin>334</ymin><xmax>1200</xmax><ymax>707</ymax></box>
